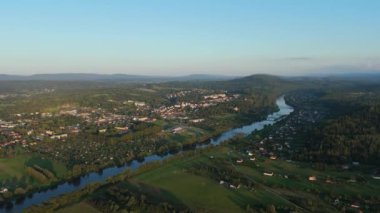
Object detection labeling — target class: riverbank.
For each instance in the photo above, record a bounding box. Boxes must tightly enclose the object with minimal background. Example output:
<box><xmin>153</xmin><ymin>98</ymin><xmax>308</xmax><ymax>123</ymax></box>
<box><xmin>25</xmin><ymin>94</ymin><xmax>380</xmax><ymax>213</ymax></box>
<box><xmin>2</xmin><ymin>96</ymin><xmax>293</xmax><ymax>212</ymax></box>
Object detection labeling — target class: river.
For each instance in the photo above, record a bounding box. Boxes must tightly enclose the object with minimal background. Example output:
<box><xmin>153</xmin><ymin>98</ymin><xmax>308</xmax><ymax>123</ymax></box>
<box><xmin>2</xmin><ymin>95</ymin><xmax>293</xmax><ymax>213</ymax></box>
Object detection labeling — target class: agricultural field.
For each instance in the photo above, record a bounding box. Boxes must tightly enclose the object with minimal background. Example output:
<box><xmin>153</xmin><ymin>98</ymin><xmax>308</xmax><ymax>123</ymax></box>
<box><xmin>31</xmin><ymin>141</ymin><xmax>380</xmax><ymax>212</ymax></box>
<box><xmin>135</xmin><ymin>153</ymin><xmax>292</xmax><ymax>212</ymax></box>
<box><xmin>0</xmin><ymin>154</ymin><xmax>68</xmax><ymax>192</ymax></box>
<box><xmin>0</xmin><ymin>155</ymin><xmax>30</xmax><ymax>179</ymax></box>
<box><xmin>133</xmin><ymin>145</ymin><xmax>380</xmax><ymax>212</ymax></box>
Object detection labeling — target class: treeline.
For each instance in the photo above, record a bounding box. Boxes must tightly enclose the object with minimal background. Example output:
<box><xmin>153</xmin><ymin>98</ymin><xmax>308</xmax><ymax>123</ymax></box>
<box><xmin>25</xmin><ymin>182</ymin><xmax>103</xmax><ymax>213</ymax></box>
<box><xmin>26</xmin><ymin>165</ymin><xmax>56</xmax><ymax>183</ymax></box>
<box><xmin>25</xmin><ymin>179</ymin><xmax>191</xmax><ymax>213</ymax></box>
<box><xmin>89</xmin><ymin>182</ymin><xmax>191</xmax><ymax>213</ymax></box>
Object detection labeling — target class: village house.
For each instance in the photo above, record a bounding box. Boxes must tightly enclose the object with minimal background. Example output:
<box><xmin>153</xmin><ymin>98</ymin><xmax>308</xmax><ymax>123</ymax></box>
<box><xmin>0</xmin><ymin>187</ymin><xmax>8</xmax><ymax>193</ymax></box>
<box><xmin>41</xmin><ymin>112</ymin><xmax>52</xmax><ymax>118</ymax></box>
<box><xmin>190</xmin><ymin>118</ymin><xmax>205</xmax><ymax>123</ymax></box>
<box><xmin>264</xmin><ymin>172</ymin><xmax>274</xmax><ymax>176</ymax></box>
<box><xmin>50</xmin><ymin>134</ymin><xmax>68</xmax><ymax>140</ymax></box>
<box><xmin>134</xmin><ymin>101</ymin><xmax>146</xmax><ymax>107</ymax></box>
<box><xmin>270</xmin><ymin>156</ymin><xmax>277</xmax><ymax>160</ymax></box>
<box><xmin>45</xmin><ymin>130</ymin><xmax>54</xmax><ymax>136</ymax></box>
<box><xmin>171</xmin><ymin>127</ymin><xmax>184</xmax><ymax>134</ymax></box>
<box><xmin>69</xmin><ymin>126</ymin><xmax>81</xmax><ymax>133</ymax></box>
<box><xmin>204</xmin><ymin>93</ymin><xmax>227</xmax><ymax>100</ymax></box>
<box><xmin>334</xmin><ymin>199</ymin><xmax>340</xmax><ymax>206</ymax></box>
<box><xmin>236</xmin><ymin>159</ymin><xmax>244</xmax><ymax>163</ymax></box>
<box><xmin>350</xmin><ymin>203</ymin><xmax>360</xmax><ymax>209</ymax></box>
<box><xmin>229</xmin><ymin>184</ymin><xmax>241</xmax><ymax>189</ymax></box>
<box><xmin>115</xmin><ymin>126</ymin><xmax>129</xmax><ymax>134</ymax></box>
<box><xmin>115</xmin><ymin>126</ymin><xmax>129</xmax><ymax>131</ymax></box>
<box><xmin>133</xmin><ymin>117</ymin><xmax>149</xmax><ymax>122</ymax></box>
<box><xmin>0</xmin><ymin>141</ymin><xmax>17</xmax><ymax>148</ymax></box>
<box><xmin>59</xmin><ymin>109</ymin><xmax>78</xmax><ymax>116</ymax></box>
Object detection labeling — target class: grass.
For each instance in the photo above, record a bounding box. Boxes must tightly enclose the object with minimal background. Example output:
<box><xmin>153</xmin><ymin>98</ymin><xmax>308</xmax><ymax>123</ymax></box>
<box><xmin>52</xmin><ymin>161</ymin><xmax>68</xmax><ymax>178</ymax></box>
<box><xmin>56</xmin><ymin>202</ymin><xmax>101</xmax><ymax>213</ymax></box>
<box><xmin>137</xmin><ymin>166</ymin><xmax>249</xmax><ymax>212</ymax></box>
<box><xmin>135</xmin><ymin>149</ymin><xmax>297</xmax><ymax>212</ymax></box>
<box><xmin>132</xmin><ymin>146</ymin><xmax>380</xmax><ymax>212</ymax></box>
<box><xmin>236</xmin><ymin>157</ymin><xmax>380</xmax><ymax>200</ymax></box>
<box><xmin>163</xmin><ymin>126</ymin><xmax>209</xmax><ymax>145</ymax></box>
<box><xmin>25</xmin><ymin>145</ymin><xmax>380</xmax><ymax>212</ymax></box>
<box><xmin>0</xmin><ymin>155</ymin><xmax>29</xmax><ymax>179</ymax></box>
<box><xmin>0</xmin><ymin>154</ymin><xmax>68</xmax><ymax>181</ymax></box>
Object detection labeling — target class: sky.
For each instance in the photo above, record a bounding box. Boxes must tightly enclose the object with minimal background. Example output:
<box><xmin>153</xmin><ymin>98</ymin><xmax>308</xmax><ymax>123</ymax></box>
<box><xmin>0</xmin><ymin>0</ymin><xmax>379</xmax><ymax>76</ymax></box>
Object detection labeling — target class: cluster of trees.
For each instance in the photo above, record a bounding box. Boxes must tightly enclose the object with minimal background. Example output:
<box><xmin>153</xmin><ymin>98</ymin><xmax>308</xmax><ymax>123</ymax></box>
<box><xmin>290</xmin><ymin>88</ymin><xmax>380</xmax><ymax>165</ymax></box>
<box><xmin>25</xmin><ymin>182</ymin><xmax>103</xmax><ymax>213</ymax></box>
<box><xmin>89</xmin><ymin>183</ymin><xmax>191</xmax><ymax>213</ymax></box>
<box><xmin>187</xmin><ymin>159</ymin><xmax>255</xmax><ymax>190</ymax></box>
<box><xmin>26</xmin><ymin>165</ymin><xmax>55</xmax><ymax>184</ymax></box>
<box><xmin>301</xmin><ymin>107</ymin><xmax>380</xmax><ymax>165</ymax></box>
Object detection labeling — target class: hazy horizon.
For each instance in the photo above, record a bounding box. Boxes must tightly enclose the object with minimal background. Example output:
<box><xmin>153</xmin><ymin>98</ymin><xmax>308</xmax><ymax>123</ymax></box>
<box><xmin>1</xmin><ymin>0</ymin><xmax>379</xmax><ymax>76</ymax></box>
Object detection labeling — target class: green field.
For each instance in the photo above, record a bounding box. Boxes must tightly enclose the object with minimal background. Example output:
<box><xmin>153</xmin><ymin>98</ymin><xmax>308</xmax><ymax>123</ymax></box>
<box><xmin>134</xmin><ymin>149</ymin><xmax>297</xmax><ymax>212</ymax></box>
<box><xmin>130</xmin><ymin>146</ymin><xmax>380</xmax><ymax>212</ymax></box>
<box><xmin>56</xmin><ymin>202</ymin><xmax>101</xmax><ymax>213</ymax></box>
<box><xmin>138</xmin><ymin>169</ymin><xmax>292</xmax><ymax>212</ymax></box>
<box><xmin>24</xmin><ymin>145</ymin><xmax>380</xmax><ymax>213</ymax></box>
<box><xmin>0</xmin><ymin>155</ymin><xmax>29</xmax><ymax>179</ymax></box>
<box><xmin>25</xmin><ymin>156</ymin><xmax>68</xmax><ymax>178</ymax></box>
<box><xmin>0</xmin><ymin>154</ymin><xmax>68</xmax><ymax>186</ymax></box>
<box><xmin>139</xmin><ymin>166</ymin><xmax>247</xmax><ymax>212</ymax></box>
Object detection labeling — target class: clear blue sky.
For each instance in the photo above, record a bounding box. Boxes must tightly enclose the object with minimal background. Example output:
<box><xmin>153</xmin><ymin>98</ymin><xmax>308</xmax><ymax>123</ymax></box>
<box><xmin>1</xmin><ymin>0</ymin><xmax>379</xmax><ymax>76</ymax></box>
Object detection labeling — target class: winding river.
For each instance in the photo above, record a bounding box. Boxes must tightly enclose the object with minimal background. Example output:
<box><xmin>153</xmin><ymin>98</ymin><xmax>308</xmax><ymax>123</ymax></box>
<box><xmin>3</xmin><ymin>95</ymin><xmax>293</xmax><ymax>213</ymax></box>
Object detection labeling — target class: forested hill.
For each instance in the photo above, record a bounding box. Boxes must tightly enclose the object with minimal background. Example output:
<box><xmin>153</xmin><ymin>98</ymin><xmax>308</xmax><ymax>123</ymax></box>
<box><xmin>289</xmin><ymin>88</ymin><xmax>380</xmax><ymax>166</ymax></box>
<box><xmin>221</xmin><ymin>74</ymin><xmax>292</xmax><ymax>91</ymax></box>
<box><xmin>2</xmin><ymin>73</ymin><xmax>379</xmax><ymax>95</ymax></box>
<box><xmin>160</xmin><ymin>74</ymin><xmax>299</xmax><ymax>94</ymax></box>
<box><xmin>0</xmin><ymin>74</ymin><xmax>296</xmax><ymax>95</ymax></box>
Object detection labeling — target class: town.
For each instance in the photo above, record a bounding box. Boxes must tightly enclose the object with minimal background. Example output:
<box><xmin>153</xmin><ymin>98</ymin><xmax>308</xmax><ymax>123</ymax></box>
<box><xmin>0</xmin><ymin>78</ymin><xmax>379</xmax><ymax>212</ymax></box>
<box><xmin>0</xmin><ymin>89</ymin><xmax>241</xmax><ymax>149</ymax></box>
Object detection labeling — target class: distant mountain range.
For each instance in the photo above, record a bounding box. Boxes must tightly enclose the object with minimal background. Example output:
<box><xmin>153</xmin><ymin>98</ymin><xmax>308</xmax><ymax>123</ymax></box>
<box><xmin>0</xmin><ymin>73</ymin><xmax>236</xmax><ymax>82</ymax></box>
<box><xmin>1</xmin><ymin>72</ymin><xmax>380</xmax><ymax>84</ymax></box>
